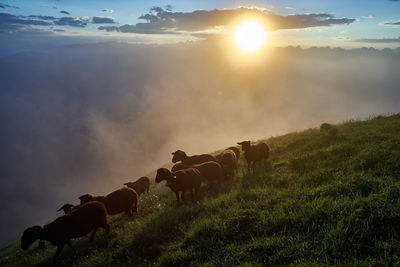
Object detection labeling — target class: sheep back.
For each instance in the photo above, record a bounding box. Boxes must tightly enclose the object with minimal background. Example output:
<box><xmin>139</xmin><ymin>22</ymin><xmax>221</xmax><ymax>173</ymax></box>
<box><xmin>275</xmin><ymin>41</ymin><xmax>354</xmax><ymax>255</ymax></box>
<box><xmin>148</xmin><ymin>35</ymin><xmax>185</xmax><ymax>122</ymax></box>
<box><xmin>219</xmin><ymin>149</ymin><xmax>237</xmax><ymax>175</ymax></box>
<box><xmin>124</xmin><ymin>176</ymin><xmax>150</xmax><ymax>196</ymax></box>
<box><xmin>104</xmin><ymin>188</ymin><xmax>138</xmax><ymax>215</ymax></box>
<box><xmin>169</xmin><ymin>168</ymin><xmax>202</xmax><ymax>193</ymax></box>
<box><xmin>191</xmin><ymin>161</ymin><xmax>223</xmax><ymax>184</ymax></box>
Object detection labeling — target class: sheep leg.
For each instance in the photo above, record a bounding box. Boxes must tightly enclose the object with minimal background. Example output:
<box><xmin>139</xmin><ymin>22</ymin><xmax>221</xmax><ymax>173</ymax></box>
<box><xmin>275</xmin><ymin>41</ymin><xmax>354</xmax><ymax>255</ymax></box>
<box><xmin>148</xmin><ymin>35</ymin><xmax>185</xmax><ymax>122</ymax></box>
<box><xmin>126</xmin><ymin>208</ymin><xmax>133</xmax><ymax>218</ymax></box>
<box><xmin>67</xmin><ymin>240</ymin><xmax>74</xmax><ymax>249</ymax></box>
<box><xmin>90</xmin><ymin>227</ymin><xmax>98</xmax><ymax>242</ymax></box>
<box><xmin>102</xmin><ymin>222</ymin><xmax>110</xmax><ymax>234</ymax></box>
<box><xmin>175</xmin><ymin>192</ymin><xmax>180</xmax><ymax>207</ymax></box>
<box><xmin>181</xmin><ymin>190</ymin><xmax>186</xmax><ymax>202</ymax></box>
<box><xmin>54</xmin><ymin>243</ymin><xmax>66</xmax><ymax>258</ymax></box>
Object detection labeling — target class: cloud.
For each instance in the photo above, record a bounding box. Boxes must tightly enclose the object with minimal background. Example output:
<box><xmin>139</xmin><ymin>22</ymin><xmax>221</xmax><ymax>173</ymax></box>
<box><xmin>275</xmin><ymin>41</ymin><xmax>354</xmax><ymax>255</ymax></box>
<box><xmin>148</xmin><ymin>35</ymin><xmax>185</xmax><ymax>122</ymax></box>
<box><xmin>98</xmin><ymin>7</ymin><xmax>355</xmax><ymax>34</ymax></box>
<box><xmin>27</xmin><ymin>15</ymin><xmax>56</xmax><ymax>20</ymax></box>
<box><xmin>60</xmin><ymin>10</ymin><xmax>70</xmax><ymax>15</ymax></box>
<box><xmin>92</xmin><ymin>16</ymin><xmax>116</xmax><ymax>24</ymax></box>
<box><xmin>54</xmin><ymin>17</ymin><xmax>88</xmax><ymax>27</ymax></box>
<box><xmin>384</xmin><ymin>20</ymin><xmax>400</xmax><ymax>25</ymax></box>
<box><xmin>101</xmin><ymin>9</ymin><xmax>114</xmax><ymax>13</ymax></box>
<box><xmin>0</xmin><ymin>2</ymin><xmax>19</xmax><ymax>9</ymax></box>
<box><xmin>355</xmin><ymin>37</ymin><xmax>400</xmax><ymax>43</ymax></box>
<box><xmin>0</xmin><ymin>12</ymin><xmax>52</xmax><ymax>32</ymax></box>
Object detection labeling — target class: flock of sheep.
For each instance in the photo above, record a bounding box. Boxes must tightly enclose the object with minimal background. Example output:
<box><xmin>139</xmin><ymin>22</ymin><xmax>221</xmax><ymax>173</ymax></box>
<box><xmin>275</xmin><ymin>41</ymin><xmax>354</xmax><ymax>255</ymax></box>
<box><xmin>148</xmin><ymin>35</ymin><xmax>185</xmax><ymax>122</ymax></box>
<box><xmin>21</xmin><ymin>141</ymin><xmax>270</xmax><ymax>258</ymax></box>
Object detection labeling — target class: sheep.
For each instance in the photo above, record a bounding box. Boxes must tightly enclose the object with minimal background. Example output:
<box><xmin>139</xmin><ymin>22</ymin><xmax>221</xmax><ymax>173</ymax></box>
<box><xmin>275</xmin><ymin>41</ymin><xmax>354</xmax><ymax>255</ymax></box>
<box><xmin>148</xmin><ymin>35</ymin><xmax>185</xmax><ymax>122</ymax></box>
<box><xmin>171</xmin><ymin>162</ymin><xmax>187</xmax><ymax>172</ymax></box>
<box><xmin>227</xmin><ymin>146</ymin><xmax>240</xmax><ymax>161</ymax></box>
<box><xmin>216</xmin><ymin>146</ymin><xmax>240</xmax><ymax>162</ymax></box>
<box><xmin>155</xmin><ymin>167</ymin><xmax>202</xmax><ymax>207</ymax></box>
<box><xmin>171</xmin><ymin>161</ymin><xmax>224</xmax><ymax>186</ymax></box>
<box><xmin>172</xmin><ymin>150</ymin><xmax>218</xmax><ymax>165</ymax></box>
<box><xmin>124</xmin><ymin>176</ymin><xmax>150</xmax><ymax>197</ymax></box>
<box><xmin>79</xmin><ymin>187</ymin><xmax>138</xmax><ymax>217</ymax></box>
<box><xmin>21</xmin><ymin>201</ymin><xmax>110</xmax><ymax>258</ymax></box>
<box><xmin>237</xmin><ymin>140</ymin><xmax>270</xmax><ymax>173</ymax></box>
<box><xmin>57</xmin><ymin>203</ymin><xmax>76</xmax><ymax>214</ymax></box>
<box><xmin>218</xmin><ymin>149</ymin><xmax>238</xmax><ymax>178</ymax></box>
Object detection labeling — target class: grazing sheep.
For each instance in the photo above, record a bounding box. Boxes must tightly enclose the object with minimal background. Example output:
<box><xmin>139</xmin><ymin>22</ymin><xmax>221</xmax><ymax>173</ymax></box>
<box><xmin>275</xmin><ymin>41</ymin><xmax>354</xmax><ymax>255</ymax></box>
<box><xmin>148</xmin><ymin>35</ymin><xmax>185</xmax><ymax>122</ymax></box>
<box><xmin>124</xmin><ymin>176</ymin><xmax>150</xmax><ymax>197</ymax></box>
<box><xmin>219</xmin><ymin>149</ymin><xmax>238</xmax><ymax>178</ymax></box>
<box><xmin>320</xmin><ymin>122</ymin><xmax>333</xmax><ymax>132</ymax></box>
<box><xmin>155</xmin><ymin>167</ymin><xmax>202</xmax><ymax>207</ymax></box>
<box><xmin>21</xmin><ymin>201</ymin><xmax>110</xmax><ymax>258</ymax></box>
<box><xmin>79</xmin><ymin>187</ymin><xmax>138</xmax><ymax>217</ymax></box>
<box><xmin>171</xmin><ymin>162</ymin><xmax>187</xmax><ymax>172</ymax></box>
<box><xmin>216</xmin><ymin>146</ymin><xmax>240</xmax><ymax>162</ymax></box>
<box><xmin>171</xmin><ymin>161</ymin><xmax>224</xmax><ymax>186</ymax></box>
<box><xmin>227</xmin><ymin>146</ymin><xmax>240</xmax><ymax>161</ymax></box>
<box><xmin>172</xmin><ymin>150</ymin><xmax>217</xmax><ymax>165</ymax></box>
<box><xmin>57</xmin><ymin>203</ymin><xmax>76</xmax><ymax>214</ymax></box>
<box><xmin>237</xmin><ymin>141</ymin><xmax>270</xmax><ymax>173</ymax></box>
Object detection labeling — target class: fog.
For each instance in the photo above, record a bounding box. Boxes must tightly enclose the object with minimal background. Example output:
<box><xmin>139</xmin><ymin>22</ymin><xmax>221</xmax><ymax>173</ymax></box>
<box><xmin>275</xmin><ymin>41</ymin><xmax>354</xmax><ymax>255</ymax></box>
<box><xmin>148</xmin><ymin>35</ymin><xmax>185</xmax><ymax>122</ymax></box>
<box><xmin>0</xmin><ymin>41</ymin><xmax>399</xmax><ymax>246</ymax></box>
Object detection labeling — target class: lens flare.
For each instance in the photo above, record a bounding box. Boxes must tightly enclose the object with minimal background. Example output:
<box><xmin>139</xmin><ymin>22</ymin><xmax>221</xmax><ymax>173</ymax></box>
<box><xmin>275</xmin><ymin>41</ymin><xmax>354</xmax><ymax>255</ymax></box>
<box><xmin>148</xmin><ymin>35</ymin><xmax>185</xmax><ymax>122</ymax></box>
<box><xmin>234</xmin><ymin>20</ymin><xmax>267</xmax><ymax>52</ymax></box>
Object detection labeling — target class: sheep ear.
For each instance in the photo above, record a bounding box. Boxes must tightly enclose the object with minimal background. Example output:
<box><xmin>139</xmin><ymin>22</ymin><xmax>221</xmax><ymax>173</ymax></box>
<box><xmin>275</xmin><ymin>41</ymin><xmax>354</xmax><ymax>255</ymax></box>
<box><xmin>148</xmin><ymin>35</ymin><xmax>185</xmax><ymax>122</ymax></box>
<box><xmin>57</xmin><ymin>206</ymin><xmax>64</xmax><ymax>212</ymax></box>
<box><xmin>237</xmin><ymin>142</ymin><xmax>242</xmax><ymax>145</ymax></box>
<box><xmin>123</xmin><ymin>183</ymin><xmax>128</xmax><ymax>185</ymax></box>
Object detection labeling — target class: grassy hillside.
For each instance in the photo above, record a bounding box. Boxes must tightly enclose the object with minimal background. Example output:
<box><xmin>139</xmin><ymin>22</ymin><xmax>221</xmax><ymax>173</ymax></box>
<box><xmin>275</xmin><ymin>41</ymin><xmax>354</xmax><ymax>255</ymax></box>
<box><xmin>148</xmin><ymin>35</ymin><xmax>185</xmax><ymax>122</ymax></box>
<box><xmin>1</xmin><ymin>114</ymin><xmax>400</xmax><ymax>266</ymax></box>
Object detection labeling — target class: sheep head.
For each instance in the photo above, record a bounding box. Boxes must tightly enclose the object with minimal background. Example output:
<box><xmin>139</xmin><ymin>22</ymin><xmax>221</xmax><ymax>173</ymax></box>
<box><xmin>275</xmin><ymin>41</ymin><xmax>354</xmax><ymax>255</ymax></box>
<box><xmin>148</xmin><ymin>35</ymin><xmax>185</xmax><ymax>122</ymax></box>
<box><xmin>78</xmin><ymin>194</ymin><xmax>94</xmax><ymax>205</ymax></box>
<box><xmin>171</xmin><ymin>150</ymin><xmax>186</xmax><ymax>163</ymax></box>
<box><xmin>155</xmin><ymin>168</ymin><xmax>172</xmax><ymax>183</ymax></box>
<box><xmin>57</xmin><ymin>203</ymin><xmax>74</xmax><ymax>214</ymax></box>
<box><xmin>237</xmin><ymin>141</ymin><xmax>251</xmax><ymax>151</ymax></box>
<box><xmin>21</xmin><ymin>225</ymin><xmax>43</xmax><ymax>250</ymax></box>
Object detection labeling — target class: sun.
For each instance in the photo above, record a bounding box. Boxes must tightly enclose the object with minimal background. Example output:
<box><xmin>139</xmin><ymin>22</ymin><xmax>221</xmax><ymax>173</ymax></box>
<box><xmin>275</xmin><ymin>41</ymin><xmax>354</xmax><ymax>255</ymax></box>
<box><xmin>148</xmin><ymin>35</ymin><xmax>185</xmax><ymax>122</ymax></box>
<box><xmin>234</xmin><ymin>20</ymin><xmax>267</xmax><ymax>52</ymax></box>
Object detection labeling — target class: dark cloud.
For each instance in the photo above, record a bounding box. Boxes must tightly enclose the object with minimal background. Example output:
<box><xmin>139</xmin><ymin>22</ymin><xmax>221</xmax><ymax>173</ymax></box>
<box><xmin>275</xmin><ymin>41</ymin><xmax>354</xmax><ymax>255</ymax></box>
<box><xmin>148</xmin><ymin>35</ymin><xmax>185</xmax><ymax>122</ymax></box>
<box><xmin>60</xmin><ymin>10</ymin><xmax>70</xmax><ymax>15</ymax></box>
<box><xmin>54</xmin><ymin>17</ymin><xmax>88</xmax><ymax>27</ymax></box>
<box><xmin>101</xmin><ymin>9</ymin><xmax>114</xmax><ymax>13</ymax></box>
<box><xmin>92</xmin><ymin>16</ymin><xmax>116</xmax><ymax>24</ymax></box>
<box><xmin>98</xmin><ymin>7</ymin><xmax>355</xmax><ymax>34</ymax></box>
<box><xmin>0</xmin><ymin>2</ymin><xmax>19</xmax><ymax>9</ymax></box>
<box><xmin>384</xmin><ymin>20</ymin><xmax>400</xmax><ymax>25</ymax></box>
<box><xmin>97</xmin><ymin>25</ymin><xmax>119</xmax><ymax>32</ymax></box>
<box><xmin>355</xmin><ymin>37</ymin><xmax>400</xmax><ymax>43</ymax></box>
<box><xmin>0</xmin><ymin>12</ymin><xmax>52</xmax><ymax>32</ymax></box>
<box><xmin>27</xmin><ymin>15</ymin><xmax>56</xmax><ymax>20</ymax></box>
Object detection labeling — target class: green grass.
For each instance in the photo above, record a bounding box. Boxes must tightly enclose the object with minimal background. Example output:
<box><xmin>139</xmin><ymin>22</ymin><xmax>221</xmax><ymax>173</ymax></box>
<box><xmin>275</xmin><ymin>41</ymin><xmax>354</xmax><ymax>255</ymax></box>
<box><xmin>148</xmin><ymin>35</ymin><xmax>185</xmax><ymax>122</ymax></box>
<box><xmin>1</xmin><ymin>114</ymin><xmax>400</xmax><ymax>266</ymax></box>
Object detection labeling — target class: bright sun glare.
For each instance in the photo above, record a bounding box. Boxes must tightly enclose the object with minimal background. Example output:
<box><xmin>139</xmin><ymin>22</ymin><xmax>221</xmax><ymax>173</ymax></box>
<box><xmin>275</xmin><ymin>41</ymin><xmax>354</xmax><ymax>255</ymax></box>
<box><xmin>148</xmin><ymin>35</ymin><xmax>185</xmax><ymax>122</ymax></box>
<box><xmin>234</xmin><ymin>20</ymin><xmax>267</xmax><ymax>52</ymax></box>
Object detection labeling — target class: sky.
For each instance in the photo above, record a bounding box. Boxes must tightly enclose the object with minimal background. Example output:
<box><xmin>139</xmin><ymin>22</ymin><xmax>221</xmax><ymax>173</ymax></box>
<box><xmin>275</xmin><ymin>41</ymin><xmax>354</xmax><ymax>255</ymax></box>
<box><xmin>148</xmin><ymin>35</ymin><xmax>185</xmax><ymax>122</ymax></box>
<box><xmin>0</xmin><ymin>0</ymin><xmax>400</xmax><ymax>56</ymax></box>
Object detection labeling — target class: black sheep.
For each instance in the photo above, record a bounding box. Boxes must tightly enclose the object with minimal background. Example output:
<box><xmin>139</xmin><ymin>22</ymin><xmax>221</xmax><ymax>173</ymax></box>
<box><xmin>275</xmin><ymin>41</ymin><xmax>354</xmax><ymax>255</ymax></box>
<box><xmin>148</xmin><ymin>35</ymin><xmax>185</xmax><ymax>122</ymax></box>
<box><xmin>237</xmin><ymin>140</ymin><xmax>270</xmax><ymax>173</ymax></box>
<box><xmin>79</xmin><ymin>187</ymin><xmax>138</xmax><ymax>217</ymax></box>
<box><xmin>219</xmin><ymin>149</ymin><xmax>237</xmax><ymax>178</ymax></box>
<box><xmin>171</xmin><ymin>161</ymin><xmax>224</xmax><ymax>186</ymax></box>
<box><xmin>21</xmin><ymin>201</ymin><xmax>110</xmax><ymax>258</ymax></box>
<box><xmin>57</xmin><ymin>203</ymin><xmax>76</xmax><ymax>214</ymax></box>
<box><xmin>155</xmin><ymin>167</ymin><xmax>202</xmax><ymax>207</ymax></box>
<box><xmin>124</xmin><ymin>176</ymin><xmax>150</xmax><ymax>197</ymax></box>
<box><xmin>172</xmin><ymin>150</ymin><xmax>217</xmax><ymax>165</ymax></box>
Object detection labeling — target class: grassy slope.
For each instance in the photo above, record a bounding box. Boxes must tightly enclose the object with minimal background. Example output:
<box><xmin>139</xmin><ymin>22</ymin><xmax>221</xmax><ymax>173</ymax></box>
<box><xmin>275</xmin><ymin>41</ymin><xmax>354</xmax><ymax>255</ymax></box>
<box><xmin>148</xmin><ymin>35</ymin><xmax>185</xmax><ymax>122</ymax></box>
<box><xmin>1</xmin><ymin>114</ymin><xmax>400</xmax><ymax>266</ymax></box>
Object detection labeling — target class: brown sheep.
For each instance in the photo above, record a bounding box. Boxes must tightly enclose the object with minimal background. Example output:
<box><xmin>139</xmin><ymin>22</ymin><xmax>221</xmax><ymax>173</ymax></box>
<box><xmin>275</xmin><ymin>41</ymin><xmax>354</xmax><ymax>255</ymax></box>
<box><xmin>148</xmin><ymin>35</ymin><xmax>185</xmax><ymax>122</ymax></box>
<box><xmin>172</xmin><ymin>150</ymin><xmax>218</xmax><ymax>165</ymax></box>
<box><xmin>171</xmin><ymin>161</ymin><xmax>224</xmax><ymax>186</ymax></box>
<box><xmin>124</xmin><ymin>176</ymin><xmax>150</xmax><ymax>197</ymax></box>
<box><xmin>171</xmin><ymin>162</ymin><xmax>186</xmax><ymax>172</ymax></box>
<box><xmin>57</xmin><ymin>203</ymin><xmax>76</xmax><ymax>214</ymax></box>
<box><xmin>79</xmin><ymin>187</ymin><xmax>138</xmax><ymax>217</ymax></box>
<box><xmin>237</xmin><ymin>140</ymin><xmax>270</xmax><ymax>173</ymax></box>
<box><xmin>219</xmin><ymin>149</ymin><xmax>238</xmax><ymax>178</ymax></box>
<box><xmin>155</xmin><ymin>167</ymin><xmax>202</xmax><ymax>207</ymax></box>
<box><xmin>216</xmin><ymin>146</ymin><xmax>240</xmax><ymax>162</ymax></box>
<box><xmin>21</xmin><ymin>201</ymin><xmax>110</xmax><ymax>258</ymax></box>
